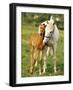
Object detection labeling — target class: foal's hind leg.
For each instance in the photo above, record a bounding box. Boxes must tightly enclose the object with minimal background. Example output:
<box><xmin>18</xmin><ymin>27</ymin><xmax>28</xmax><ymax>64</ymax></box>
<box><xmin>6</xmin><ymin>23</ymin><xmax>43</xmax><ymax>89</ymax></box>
<box><xmin>31</xmin><ymin>48</ymin><xmax>39</xmax><ymax>74</ymax></box>
<box><xmin>33</xmin><ymin>48</ymin><xmax>39</xmax><ymax>68</ymax></box>
<box><xmin>30</xmin><ymin>47</ymin><xmax>34</xmax><ymax>74</ymax></box>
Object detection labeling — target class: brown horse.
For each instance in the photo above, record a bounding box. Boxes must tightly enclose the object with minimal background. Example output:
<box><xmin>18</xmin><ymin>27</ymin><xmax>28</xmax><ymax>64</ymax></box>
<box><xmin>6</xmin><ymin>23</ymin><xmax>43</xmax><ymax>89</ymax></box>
<box><xmin>29</xmin><ymin>24</ymin><xmax>46</xmax><ymax>75</ymax></box>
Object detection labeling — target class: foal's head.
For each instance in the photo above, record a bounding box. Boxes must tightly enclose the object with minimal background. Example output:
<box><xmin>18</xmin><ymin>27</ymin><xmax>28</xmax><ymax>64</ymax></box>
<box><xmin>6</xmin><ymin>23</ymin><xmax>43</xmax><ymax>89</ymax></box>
<box><xmin>38</xmin><ymin>24</ymin><xmax>46</xmax><ymax>38</ymax></box>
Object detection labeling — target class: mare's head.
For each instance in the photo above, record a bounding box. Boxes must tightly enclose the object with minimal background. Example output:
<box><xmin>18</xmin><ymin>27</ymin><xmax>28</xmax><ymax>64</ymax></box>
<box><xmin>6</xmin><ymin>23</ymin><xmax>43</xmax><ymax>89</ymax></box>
<box><xmin>43</xmin><ymin>18</ymin><xmax>55</xmax><ymax>44</ymax></box>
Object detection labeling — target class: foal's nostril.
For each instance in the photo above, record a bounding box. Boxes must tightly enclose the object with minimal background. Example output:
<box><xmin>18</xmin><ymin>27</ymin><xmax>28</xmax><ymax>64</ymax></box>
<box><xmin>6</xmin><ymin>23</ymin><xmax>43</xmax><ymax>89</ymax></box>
<box><xmin>40</xmin><ymin>33</ymin><xmax>42</xmax><ymax>36</ymax></box>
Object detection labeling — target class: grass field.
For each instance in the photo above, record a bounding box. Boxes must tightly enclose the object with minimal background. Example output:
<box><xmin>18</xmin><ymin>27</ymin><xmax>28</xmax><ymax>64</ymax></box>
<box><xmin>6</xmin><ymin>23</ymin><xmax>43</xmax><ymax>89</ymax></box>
<box><xmin>21</xmin><ymin>23</ymin><xmax>64</xmax><ymax>77</ymax></box>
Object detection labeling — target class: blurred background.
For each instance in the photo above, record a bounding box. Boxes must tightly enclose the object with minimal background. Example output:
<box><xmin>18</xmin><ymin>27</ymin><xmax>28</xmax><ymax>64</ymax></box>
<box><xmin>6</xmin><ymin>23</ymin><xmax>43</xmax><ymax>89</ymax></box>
<box><xmin>21</xmin><ymin>13</ymin><xmax>64</xmax><ymax>30</ymax></box>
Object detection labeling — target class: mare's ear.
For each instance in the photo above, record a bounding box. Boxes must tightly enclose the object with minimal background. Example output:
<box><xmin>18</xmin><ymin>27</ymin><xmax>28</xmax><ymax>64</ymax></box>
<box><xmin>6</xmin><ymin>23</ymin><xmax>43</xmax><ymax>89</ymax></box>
<box><xmin>46</xmin><ymin>20</ymin><xmax>49</xmax><ymax>24</ymax></box>
<box><xmin>53</xmin><ymin>22</ymin><xmax>55</xmax><ymax>25</ymax></box>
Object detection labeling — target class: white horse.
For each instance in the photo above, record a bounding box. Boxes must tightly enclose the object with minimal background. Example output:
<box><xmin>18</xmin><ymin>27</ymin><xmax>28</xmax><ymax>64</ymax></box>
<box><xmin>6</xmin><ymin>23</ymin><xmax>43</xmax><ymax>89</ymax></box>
<box><xmin>38</xmin><ymin>16</ymin><xmax>59</xmax><ymax>74</ymax></box>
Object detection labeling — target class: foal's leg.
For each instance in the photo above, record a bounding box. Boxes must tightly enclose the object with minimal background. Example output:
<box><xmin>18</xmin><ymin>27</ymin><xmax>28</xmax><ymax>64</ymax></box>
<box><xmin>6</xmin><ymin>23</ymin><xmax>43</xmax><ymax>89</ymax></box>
<box><xmin>39</xmin><ymin>50</ymin><xmax>43</xmax><ymax>75</ymax></box>
<box><xmin>30</xmin><ymin>47</ymin><xmax>34</xmax><ymax>74</ymax></box>
<box><xmin>34</xmin><ymin>48</ymin><xmax>39</xmax><ymax>67</ymax></box>
<box><xmin>35</xmin><ymin>61</ymin><xmax>37</xmax><ymax>67</ymax></box>
<box><xmin>32</xmin><ymin>48</ymin><xmax>39</xmax><ymax>72</ymax></box>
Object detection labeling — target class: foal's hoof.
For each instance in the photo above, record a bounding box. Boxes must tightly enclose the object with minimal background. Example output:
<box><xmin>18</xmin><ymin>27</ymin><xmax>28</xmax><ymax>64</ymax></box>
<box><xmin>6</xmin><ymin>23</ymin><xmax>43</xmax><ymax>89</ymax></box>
<box><xmin>35</xmin><ymin>62</ymin><xmax>37</xmax><ymax>67</ymax></box>
<box><xmin>30</xmin><ymin>69</ymin><xmax>33</xmax><ymax>74</ymax></box>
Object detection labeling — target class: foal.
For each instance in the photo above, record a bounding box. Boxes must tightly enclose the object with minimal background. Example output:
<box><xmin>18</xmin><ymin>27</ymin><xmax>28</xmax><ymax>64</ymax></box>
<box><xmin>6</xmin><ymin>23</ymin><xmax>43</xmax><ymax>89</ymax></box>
<box><xmin>29</xmin><ymin>24</ymin><xmax>46</xmax><ymax>75</ymax></box>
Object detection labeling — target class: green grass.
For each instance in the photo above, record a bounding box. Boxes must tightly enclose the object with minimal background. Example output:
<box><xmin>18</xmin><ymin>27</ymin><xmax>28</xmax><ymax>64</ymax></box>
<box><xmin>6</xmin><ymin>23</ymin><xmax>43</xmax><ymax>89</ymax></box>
<box><xmin>21</xmin><ymin>23</ymin><xmax>64</xmax><ymax>77</ymax></box>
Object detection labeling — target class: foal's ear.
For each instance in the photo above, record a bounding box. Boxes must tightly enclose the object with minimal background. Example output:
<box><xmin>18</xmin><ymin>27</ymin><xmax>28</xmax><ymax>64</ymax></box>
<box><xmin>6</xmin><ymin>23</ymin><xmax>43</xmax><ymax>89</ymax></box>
<box><xmin>43</xmin><ymin>24</ymin><xmax>47</xmax><ymax>28</ymax></box>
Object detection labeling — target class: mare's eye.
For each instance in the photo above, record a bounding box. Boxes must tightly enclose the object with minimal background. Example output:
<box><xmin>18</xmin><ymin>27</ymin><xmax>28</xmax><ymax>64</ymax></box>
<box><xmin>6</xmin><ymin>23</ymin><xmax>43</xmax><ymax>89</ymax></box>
<box><xmin>53</xmin><ymin>23</ymin><xmax>55</xmax><ymax>25</ymax></box>
<box><xmin>50</xmin><ymin>31</ymin><xmax>53</xmax><ymax>33</ymax></box>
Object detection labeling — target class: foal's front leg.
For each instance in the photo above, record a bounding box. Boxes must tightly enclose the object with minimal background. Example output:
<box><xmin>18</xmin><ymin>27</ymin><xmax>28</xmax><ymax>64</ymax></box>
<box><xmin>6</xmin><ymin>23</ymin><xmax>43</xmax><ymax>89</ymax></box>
<box><xmin>39</xmin><ymin>50</ymin><xmax>43</xmax><ymax>75</ymax></box>
<box><xmin>30</xmin><ymin>47</ymin><xmax>38</xmax><ymax>74</ymax></box>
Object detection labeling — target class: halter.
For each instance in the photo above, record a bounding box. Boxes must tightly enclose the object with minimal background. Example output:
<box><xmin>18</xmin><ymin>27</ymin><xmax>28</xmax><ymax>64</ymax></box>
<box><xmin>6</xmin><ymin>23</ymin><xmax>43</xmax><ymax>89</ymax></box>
<box><xmin>44</xmin><ymin>36</ymin><xmax>51</xmax><ymax>39</ymax></box>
